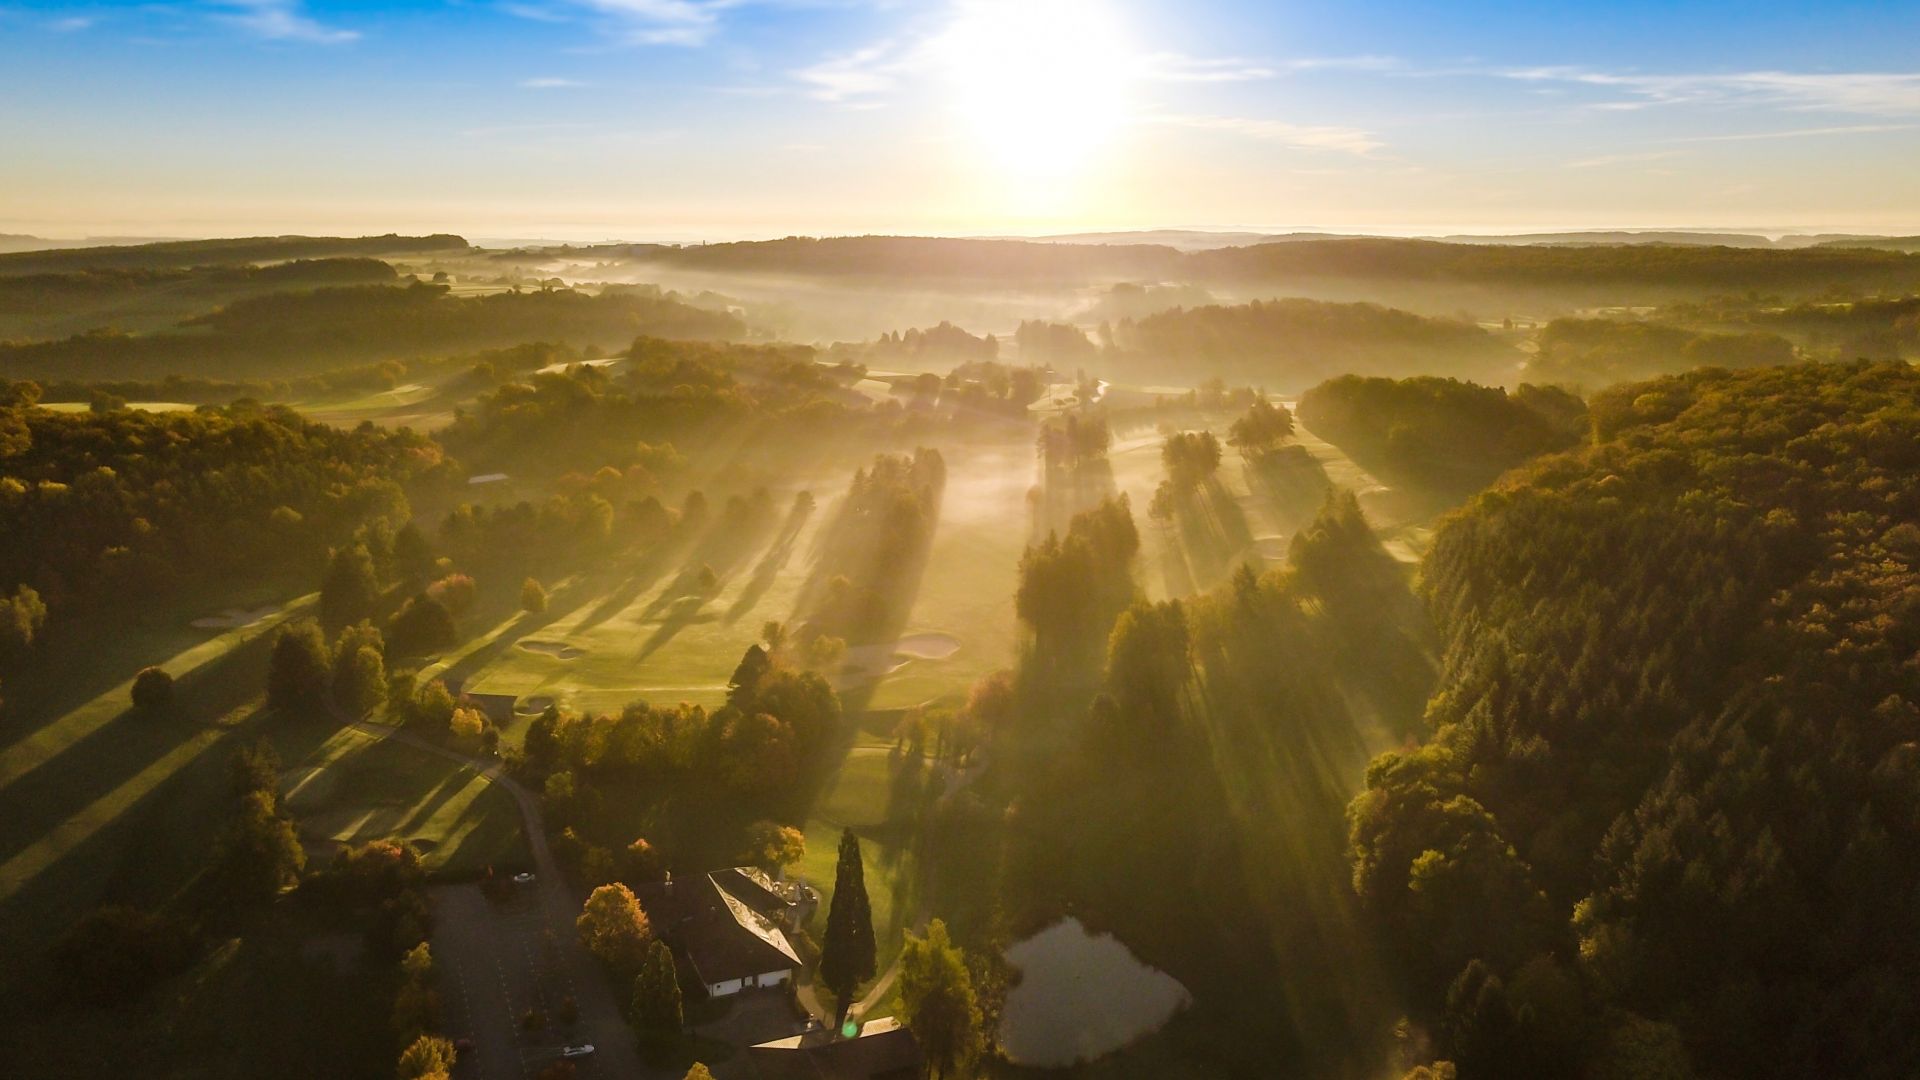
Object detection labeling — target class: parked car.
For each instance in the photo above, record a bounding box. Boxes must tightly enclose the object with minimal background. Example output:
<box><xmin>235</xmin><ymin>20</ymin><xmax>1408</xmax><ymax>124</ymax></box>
<box><xmin>560</xmin><ymin>1044</ymin><xmax>596</xmax><ymax>1059</ymax></box>
<box><xmin>513</xmin><ymin>872</ymin><xmax>536</xmax><ymax>885</ymax></box>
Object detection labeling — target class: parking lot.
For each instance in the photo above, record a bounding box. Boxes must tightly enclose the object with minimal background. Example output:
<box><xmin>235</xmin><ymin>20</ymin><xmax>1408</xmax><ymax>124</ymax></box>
<box><xmin>434</xmin><ymin>879</ymin><xmax>646</xmax><ymax>1080</ymax></box>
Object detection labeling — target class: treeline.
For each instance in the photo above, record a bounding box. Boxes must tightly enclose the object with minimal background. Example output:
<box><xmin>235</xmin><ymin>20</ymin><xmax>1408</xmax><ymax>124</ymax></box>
<box><xmin>0</xmin><ymin>258</ymin><xmax>400</xmax><ymax>341</ymax></box>
<box><xmin>438</xmin><ymin>338</ymin><xmax>845</xmax><ymax>478</ymax></box>
<box><xmin>0</xmin><ymin>282</ymin><xmax>746</xmax><ymax>382</ymax></box>
<box><xmin>28</xmin><ymin>340</ymin><xmax>586</xmax><ymax>408</ymax></box>
<box><xmin>1351</xmin><ymin>361</ymin><xmax>1920</xmax><ymax>1078</ymax></box>
<box><xmin>1529</xmin><ymin>317</ymin><xmax>1797</xmax><ymax>387</ymax></box>
<box><xmin>0</xmin><ymin>233</ymin><xmax>467</xmax><ymax>275</ymax></box>
<box><xmin>0</xmin><ymin>380</ymin><xmax>439</xmax><ymax>622</ymax></box>
<box><xmin>1107</xmin><ymin>299</ymin><xmax>1518</xmax><ymax>390</ymax></box>
<box><xmin>1296</xmin><ymin>375</ymin><xmax>1586</xmax><ymax>491</ymax></box>
<box><xmin>558</xmin><ymin>234</ymin><xmax>1920</xmax><ymax>300</ymax></box>
<box><xmin>1188</xmin><ymin>237</ymin><xmax>1920</xmax><ymax>295</ymax></box>
<box><xmin>827</xmin><ymin>321</ymin><xmax>998</xmax><ymax>367</ymax></box>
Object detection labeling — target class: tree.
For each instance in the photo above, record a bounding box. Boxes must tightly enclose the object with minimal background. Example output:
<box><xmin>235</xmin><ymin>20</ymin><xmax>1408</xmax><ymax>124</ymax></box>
<box><xmin>963</xmin><ymin>670</ymin><xmax>1017</xmax><ymax>742</ymax></box>
<box><xmin>131</xmin><ymin>666</ymin><xmax>174</xmax><ymax>713</ymax></box>
<box><xmin>629</xmin><ymin>939</ymin><xmax>684</xmax><ymax>1051</ymax></box>
<box><xmin>449</xmin><ymin>705</ymin><xmax>486</xmax><ymax>740</ymax></box>
<box><xmin>394</xmin><ymin>522</ymin><xmax>436</xmax><ymax>584</ymax></box>
<box><xmin>727</xmin><ymin>643</ymin><xmax>771</xmax><ymax>710</ymax></box>
<box><xmin>333</xmin><ymin>635</ymin><xmax>387</xmax><ymax>719</ymax></box>
<box><xmin>577</xmin><ymin>883</ymin><xmax>652</xmax><ymax>981</ymax></box>
<box><xmin>221</xmin><ymin>788</ymin><xmax>306</xmax><ymax>901</ymax></box>
<box><xmin>321</xmin><ymin>543</ymin><xmax>381</xmax><ymax>627</ymax></box>
<box><xmin>682</xmin><ymin>1066</ymin><xmax>715</xmax><ymax>1080</ymax></box>
<box><xmin>899</xmin><ymin>919</ymin><xmax>983</xmax><ymax>1080</ymax></box>
<box><xmin>742</xmin><ymin>820</ymin><xmax>805</xmax><ymax>875</ymax></box>
<box><xmin>818</xmin><ymin>827</ymin><xmax>876</xmax><ymax>1025</ymax></box>
<box><xmin>428</xmin><ymin>573</ymin><xmax>476</xmax><ymax>616</ymax></box>
<box><xmin>395</xmin><ymin>1033</ymin><xmax>456</xmax><ymax>1080</ymax></box>
<box><xmin>267</xmin><ymin>620</ymin><xmax>330</xmax><ymax>713</ymax></box>
<box><xmin>388</xmin><ymin>593</ymin><xmax>456</xmax><ymax>657</ymax></box>
<box><xmin>0</xmin><ymin>584</ymin><xmax>47</xmax><ymax>656</ymax></box>
<box><xmin>1227</xmin><ymin>397</ymin><xmax>1295</xmax><ymax>453</ymax></box>
<box><xmin>393</xmin><ymin>942</ymin><xmax>438</xmax><ymax>1047</ymax></box>
<box><xmin>521</xmin><ymin>577</ymin><xmax>548</xmax><ymax>614</ymax></box>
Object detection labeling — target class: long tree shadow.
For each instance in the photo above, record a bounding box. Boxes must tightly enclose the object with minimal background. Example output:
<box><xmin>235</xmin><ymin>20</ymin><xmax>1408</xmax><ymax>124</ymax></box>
<box><xmin>724</xmin><ymin>495</ymin><xmax>815</xmax><ymax>624</ymax></box>
<box><xmin>1243</xmin><ymin>444</ymin><xmax>1335</xmax><ymax>538</ymax></box>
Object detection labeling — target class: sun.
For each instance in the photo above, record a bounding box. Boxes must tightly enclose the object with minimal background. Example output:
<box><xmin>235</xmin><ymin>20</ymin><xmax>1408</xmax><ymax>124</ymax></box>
<box><xmin>934</xmin><ymin>0</ymin><xmax>1134</xmax><ymax>198</ymax></box>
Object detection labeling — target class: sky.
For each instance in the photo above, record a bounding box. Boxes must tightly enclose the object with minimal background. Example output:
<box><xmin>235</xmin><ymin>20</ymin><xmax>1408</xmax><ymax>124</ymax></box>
<box><xmin>2</xmin><ymin>0</ymin><xmax>1919</xmax><ymax>240</ymax></box>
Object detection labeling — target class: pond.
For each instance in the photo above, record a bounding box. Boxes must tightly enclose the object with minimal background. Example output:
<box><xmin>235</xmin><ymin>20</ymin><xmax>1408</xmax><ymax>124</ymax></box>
<box><xmin>997</xmin><ymin>917</ymin><xmax>1191</xmax><ymax>1067</ymax></box>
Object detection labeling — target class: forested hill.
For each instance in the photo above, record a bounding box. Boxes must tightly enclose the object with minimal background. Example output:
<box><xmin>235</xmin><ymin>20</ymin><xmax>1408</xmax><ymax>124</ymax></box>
<box><xmin>585</xmin><ymin>234</ymin><xmax>1920</xmax><ymax>299</ymax></box>
<box><xmin>1350</xmin><ymin>360</ymin><xmax>1920</xmax><ymax>1078</ymax></box>
<box><xmin>1105</xmin><ymin>299</ymin><xmax>1519</xmax><ymax>390</ymax></box>
<box><xmin>0</xmin><ymin>234</ymin><xmax>468</xmax><ymax>275</ymax></box>
<box><xmin>0</xmin><ymin>283</ymin><xmax>745</xmax><ymax>382</ymax></box>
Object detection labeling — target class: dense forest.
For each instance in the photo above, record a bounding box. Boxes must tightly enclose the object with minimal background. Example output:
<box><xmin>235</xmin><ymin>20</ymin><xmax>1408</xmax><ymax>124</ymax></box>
<box><xmin>0</xmin><ymin>283</ymin><xmax>746</xmax><ymax>382</ymax></box>
<box><xmin>1296</xmin><ymin>375</ymin><xmax>1587</xmax><ymax>492</ymax></box>
<box><xmin>0</xmin><ymin>258</ymin><xmax>401</xmax><ymax>341</ymax></box>
<box><xmin>1106</xmin><ymin>299</ymin><xmax>1518</xmax><ymax>390</ymax></box>
<box><xmin>0</xmin><ymin>380</ymin><xmax>437</xmax><ymax>621</ymax></box>
<box><xmin>1528</xmin><ymin>317</ymin><xmax>1798</xmax><ymax>387</ymax></box>
<box><xmin>1352</xmin><ymin>361</ymin><xmax>1920</xmax><ymax>1078</ymax></box>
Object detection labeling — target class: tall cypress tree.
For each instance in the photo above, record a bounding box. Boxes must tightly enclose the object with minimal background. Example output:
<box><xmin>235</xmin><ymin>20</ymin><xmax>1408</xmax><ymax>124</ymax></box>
<box><xmin>818</xmin><ymin>827</ymin><xmax>876</xmax><ymax>1028</ymax></box>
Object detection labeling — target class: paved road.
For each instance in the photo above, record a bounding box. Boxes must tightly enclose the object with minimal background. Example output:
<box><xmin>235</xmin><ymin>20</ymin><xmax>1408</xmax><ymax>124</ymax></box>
<box><xmin>342</xmin><ymin>718</ymin><xmax>651</xmax><ymax>1080</ymax></box>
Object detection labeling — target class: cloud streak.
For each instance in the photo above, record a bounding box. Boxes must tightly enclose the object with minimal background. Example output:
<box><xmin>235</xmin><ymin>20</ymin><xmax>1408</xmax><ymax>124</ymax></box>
<box><xmin>1151</xmin><ymin>112</ymin><xmax>1383</xmax><ymax>155</ymax></box>
<box><xmin>1503</xmin><ymin>67</ymin><xmax>1920</xmax><ymax>117</ymax></box>
<box><xmin>209</xmin><ymin>1</ymin><xmax>358</xmax><ymax>44</ymax></box>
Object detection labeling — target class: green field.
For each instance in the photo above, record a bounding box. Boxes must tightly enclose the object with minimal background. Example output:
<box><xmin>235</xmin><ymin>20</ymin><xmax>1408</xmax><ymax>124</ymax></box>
<box><xmin>791</xmin><ymin>742</ymin><xmax>919</xmax><ymax>982</ymax></box>
<box><xmin>0</xmin><ymin>588</ymin><xmax>317</xmax><ymax>963</ymax></box>
<box><xmin>437</xmin><ymin>437</ymin><xmax>1033</xmax><ymax>724</ymax></box>
<box><xmin>281</xmin><ymin>725</ymin><xmax>530</xmax><ymax>877</ymax></box>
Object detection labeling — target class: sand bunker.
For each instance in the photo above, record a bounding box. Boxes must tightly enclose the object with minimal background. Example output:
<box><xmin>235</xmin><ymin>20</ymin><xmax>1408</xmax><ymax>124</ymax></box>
<box><xmin>893</xmin><ymin>632</ymin><xmax>962</xmax><ymax>660</ymax></box>
<box><xmin>838</xmin><ymin>632</ymin><xmax>962</xmax><ymax>682</ymax></box>
<box><xmin>191</xmin><ymin>604</ymin><xmax>282</xmax><ymax>629</ymax></box>
<box><xmin>519</xmin><ymin>640</ymin><xmax>584</xmax><ymax>659</ymax></box>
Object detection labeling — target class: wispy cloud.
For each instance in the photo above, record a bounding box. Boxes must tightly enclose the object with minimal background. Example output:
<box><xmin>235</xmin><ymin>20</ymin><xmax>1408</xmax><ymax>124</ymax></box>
<box><xmin>1663</xmin><ymin>122</ymin><xmax>1916</xmax><ymax>143</ymax></box>
<box><xmin>1503</xmin><ymin>67</ymin><xmax>1920</xmax><ymax>117</ymax></box>
<box><xmin>522</xmin><ymin>0</ymin><xmax>776</xmax><ymax>46</ymax></box>
<box><xmin>208</xmin><ymin>1</ymin><xmax>358</xmax><ymax>44</ymax></box>
<box><xmin>1137</xmin><ymin>53</ymin><xmax>1276</xmax><ymax>83</ymax></box>
<box><xmin>48</xmin><ymin>14</ymin><xmax>97</xmax><ymax>32</ymax></box>
<box><xmin>793</xmin><ymin>40</ymin><xmax>912</xmax><ymax>103</ymax></box>
<box><xmin>521</xmin><ymin>76</ymin><xmax>586</xmax><ymax>89</ymax></box>
<box><xmin>1150</xmin><ymin>112</ymin><xmax>1383</xmax><ymax>156</ymax></box>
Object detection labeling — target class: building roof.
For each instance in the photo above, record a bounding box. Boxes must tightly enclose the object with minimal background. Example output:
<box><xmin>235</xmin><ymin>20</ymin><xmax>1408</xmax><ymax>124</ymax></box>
<box><xmin>683</xmin><ymin>874</ymin><xmax>802</xmax><ymax>987</ymax></box>
<box><xmin>748</xmin><ymin>1017</ymin><xmax>921</xmax><ymax>1080</ymax></box>
<box><xmin>710</xmin><ymin>866</ymin><xmax>797</xmax><ymax>922</ymax></box>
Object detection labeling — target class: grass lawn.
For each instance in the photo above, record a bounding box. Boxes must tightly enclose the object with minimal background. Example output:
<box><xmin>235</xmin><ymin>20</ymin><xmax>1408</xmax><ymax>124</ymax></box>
<box><xmin>0</xmin><ymin>585</ymin><xmax>319</xmax><ymax>969</ymax></box>
<box><xmin>792</xmin><ymin>745</ymin><xmax>919</xmax><ymax>981</ymax></box>
<box><xmin>281</xmin><ymin>726</ymin><xmax>530</xmax><ymax>877</ymax></box>
<box><xmin>862</xmin><ymin>439</ymin><xmax>1029</xmax><ymax>712</ymax></box>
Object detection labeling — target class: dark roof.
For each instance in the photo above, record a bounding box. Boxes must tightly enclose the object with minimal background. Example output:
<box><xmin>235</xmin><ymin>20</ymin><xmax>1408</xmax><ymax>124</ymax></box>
<box><xmin>683</xmin><ymin>875</ymin><xmax>802</xmax><ymax>986</ymax></box>
<box><xmin>749</xmin><ymin>1017</ymin><xmax>922</xmax><ymax>1080</ymax></box>
<box><xmin>460</xmin><ymin>692</ymin><xmax>518</xmax><ymax>724</ymax></box>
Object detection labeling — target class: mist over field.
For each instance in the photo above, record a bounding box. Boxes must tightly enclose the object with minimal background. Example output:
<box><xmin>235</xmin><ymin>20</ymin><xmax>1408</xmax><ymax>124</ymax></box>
<box><xmin>5</xmin><ymin>2</ymin><xmax>1920</xmax><ymax>1079</ymax></box>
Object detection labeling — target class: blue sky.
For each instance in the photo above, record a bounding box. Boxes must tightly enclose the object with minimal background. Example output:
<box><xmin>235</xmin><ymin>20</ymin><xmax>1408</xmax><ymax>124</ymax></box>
<box><xmin>2</xmin><ymin>0</ymin><xmax>1918</xmax><ymax>238</ymax></box>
